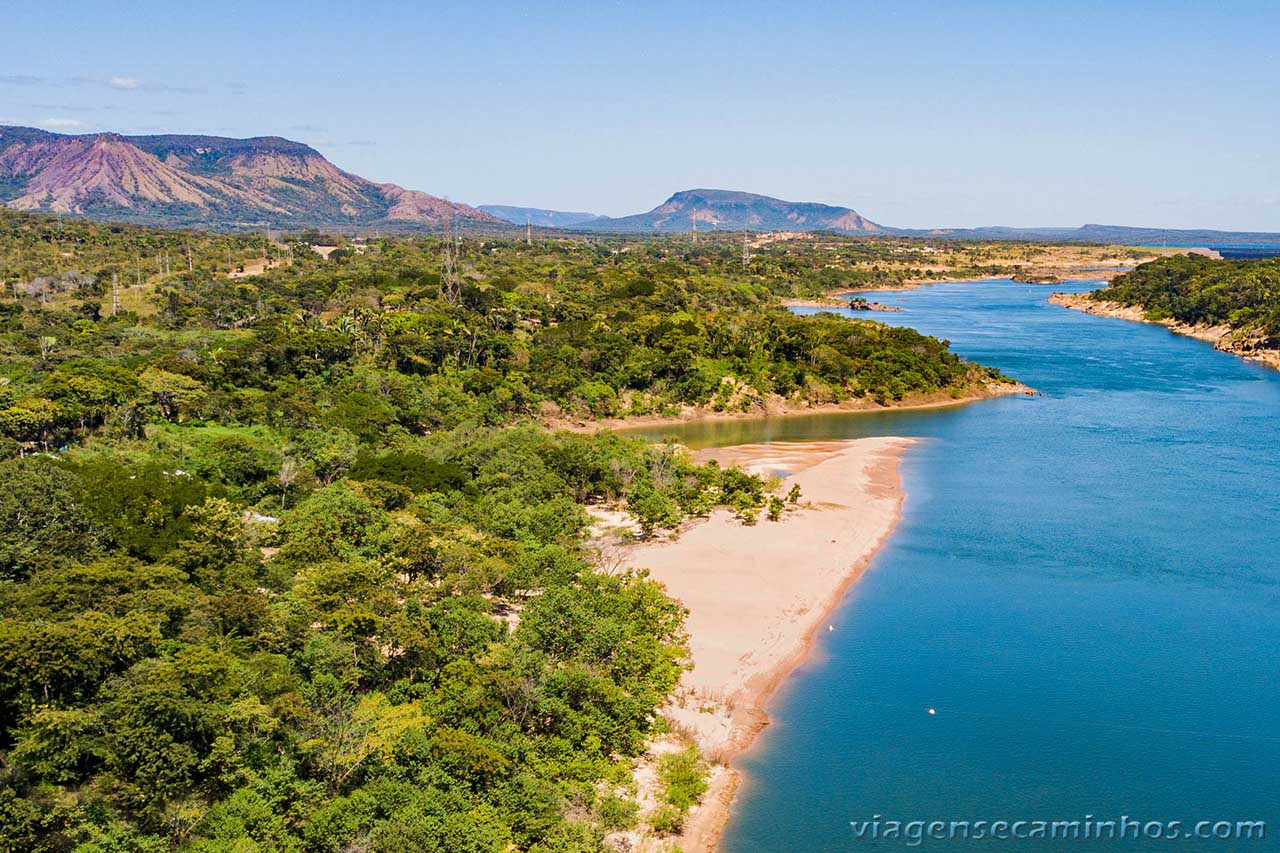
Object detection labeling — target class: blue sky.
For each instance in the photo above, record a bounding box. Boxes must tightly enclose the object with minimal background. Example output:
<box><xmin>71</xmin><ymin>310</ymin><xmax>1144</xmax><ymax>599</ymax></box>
<box><xmin>4</xmin><ymin>1</ymin><xmax>1278</xmax><ymax>229</ymax></box>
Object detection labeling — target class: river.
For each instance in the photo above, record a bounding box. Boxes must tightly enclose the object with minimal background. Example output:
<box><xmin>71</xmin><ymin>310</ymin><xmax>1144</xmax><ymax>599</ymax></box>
<box><xmin>632</xmin><ymin>279</ymin><xmax>1280</xmax><ymax>851</ymax></box>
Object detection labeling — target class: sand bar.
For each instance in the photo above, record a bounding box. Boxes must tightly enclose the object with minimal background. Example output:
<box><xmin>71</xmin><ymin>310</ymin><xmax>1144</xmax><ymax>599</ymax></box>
<box><xmin>620</xmin><ymin>437</ymin><xmax>914</xmax><ymax>851</ymax></box>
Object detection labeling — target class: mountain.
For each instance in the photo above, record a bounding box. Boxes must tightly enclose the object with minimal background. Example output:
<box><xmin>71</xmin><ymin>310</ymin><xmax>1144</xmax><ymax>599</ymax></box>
<box><xmin>579</xmin><ymin>188</ymin><xmax>884</xmax><ymax>233</ymax></box>
<box><xmin>0</xmin><ymin>125</ymin><xmax>503</xmax><ymax>231</ymax></box>
<box><xmin>479</xmin><ymin>205</ymin><xmax>602</xmax><ymax>228</ymax></box>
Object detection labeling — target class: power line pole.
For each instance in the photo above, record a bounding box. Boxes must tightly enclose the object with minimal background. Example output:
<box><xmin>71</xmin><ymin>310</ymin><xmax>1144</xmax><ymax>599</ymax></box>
<box><xmin>742</xmin><ymin>234</ymin><xmax>749</xmax><ymax>268</ymax></box>
<box><xmin>442</xmin><ymin>208</ymin><xmax>459</xmax><ymax>304</ymax></box>
<box><xmin>526</xmin><ymin>214</ymin><xmax>532</xmax><ymax>246</ymax></box>
<box><xmin>187</xmin><ymin>244</ymin><xmax>193</xmax><ymax>272</ymax></box>
<box><xmin>692</xmin><ymin>219</ymin><xmax>698</xmax><ymax>245</ymax></box>
<box><xmin>111</xmin><ymin>273</ymin><xmax>120</xmax><ymax>315</ymax></box>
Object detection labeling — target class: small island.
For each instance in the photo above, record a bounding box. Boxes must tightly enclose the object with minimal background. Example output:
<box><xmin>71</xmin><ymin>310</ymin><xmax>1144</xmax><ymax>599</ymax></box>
<box><xmin>848</xmin><ymin>296</ymin><xmax>904</xmax><ymax>312</ymax></box>
<box><xmin>1011</xmin><ymin>271</ymin><xmax>1062</xmax><ymax>284</ymax></box>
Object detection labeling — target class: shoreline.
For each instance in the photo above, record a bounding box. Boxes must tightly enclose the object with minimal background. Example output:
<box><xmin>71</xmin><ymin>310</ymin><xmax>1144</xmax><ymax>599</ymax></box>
<box><xmin>548</xmin><ymin>381</ymin><xmax>1033</xmax><ymax>434</ymax></box>
<box><xmin>844</xmin><ymin>268</ymin><xmax>1127</xmax><ymax>295</ymax></box>
<box><xmin>617</xmin><ymin>438</ymin><xmax>914</xmax><ymax>852</ymax></box>
<box><xmin>780</xmin><ymin>296</ymin><xmax>903</xmax><ymax>311</ymax></box>
<box><xmin>806</xmin><ymin>255</ymin><xmax>1180</xmax><ymax>300</ymax></box>
<box><xmin>1049</xmin><ymin>292</ymin><xmax>1280</xmax><ymax>372</ymax></box>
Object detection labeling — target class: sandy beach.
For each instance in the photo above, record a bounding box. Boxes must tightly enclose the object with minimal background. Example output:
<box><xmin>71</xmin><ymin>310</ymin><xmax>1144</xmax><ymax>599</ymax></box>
<box><xmin>617</xmin><ymin>437</ymin><xmax>914</xmax><ymax>851</ymax></box>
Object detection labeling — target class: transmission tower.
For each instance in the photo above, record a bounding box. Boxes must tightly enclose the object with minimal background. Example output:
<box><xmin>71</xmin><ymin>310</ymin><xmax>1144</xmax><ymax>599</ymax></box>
<box><xmin>442</xmin><ymin>208</ymin><xmax>461</xmax><ymax>303</ymax></box>
<box><xmin>526</xmin><ymin>214</ymin><xmax>532</xmax><ymax>246</ymax></box>
<box><xmin>742</xmin><ymin>235</ymin><xmax>749</xmax><ymax>268</ymax></box>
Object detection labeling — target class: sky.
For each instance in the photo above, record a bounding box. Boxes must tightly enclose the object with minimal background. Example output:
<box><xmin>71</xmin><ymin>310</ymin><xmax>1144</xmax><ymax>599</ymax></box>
<box><xmin>3</xmin><ymin>1</ymin><xmax>1279</xmax><ymax>230</ymax></box>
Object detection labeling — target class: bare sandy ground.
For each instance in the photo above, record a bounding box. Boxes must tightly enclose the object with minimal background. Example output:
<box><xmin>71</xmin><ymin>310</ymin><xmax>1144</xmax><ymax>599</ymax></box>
<box><xmin>621</xmin><ymin>437</ymin><xmax>914</xmax><ymax>851</ymax></box>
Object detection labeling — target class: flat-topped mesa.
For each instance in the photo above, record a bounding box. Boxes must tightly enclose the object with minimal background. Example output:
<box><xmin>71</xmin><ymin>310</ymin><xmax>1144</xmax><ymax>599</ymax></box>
<box><xmin>581</xmin><ymin>187</ymin><xmax>885</xmax><ymax>233</ymax></box>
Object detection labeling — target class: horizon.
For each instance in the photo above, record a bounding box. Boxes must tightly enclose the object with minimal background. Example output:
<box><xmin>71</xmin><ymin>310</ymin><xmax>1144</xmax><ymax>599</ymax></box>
<box><xmin>4</xmin><ymin>2</ymin><xmax>1280</xmax><ymax>230</ymax></box>
<box><xmin>7</xmin><ymin>121</ymin><xmax>1279</xmax><ymax>236</ymax></box>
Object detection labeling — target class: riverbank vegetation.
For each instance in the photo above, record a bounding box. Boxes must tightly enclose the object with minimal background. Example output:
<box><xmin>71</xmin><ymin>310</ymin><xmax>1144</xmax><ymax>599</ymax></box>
<box><xmin>1087</xmin><ymin>254</ymin><xmax>1280</xmax><ymax>342</ymax></box>
<box><xmin>0</xmin><ymin>209</ymin><xmax>1010</xmax><ymax>850</ymax></box>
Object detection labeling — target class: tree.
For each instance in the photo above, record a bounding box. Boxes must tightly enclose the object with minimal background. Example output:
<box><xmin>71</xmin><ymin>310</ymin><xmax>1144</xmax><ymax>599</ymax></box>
<box><xmin>0</xmin><ymin>458</ymin><xmax>98</xmax><ymax>581</ymax></box>
<box><xmin>626</xmin><ymin>482</ymin><xmax>681</xmax><ymax>539</ymax></box>
<box><xmin>278</xmin><ymin>457</ymin><xmax>303</xmax><ymax>510</ymax></box>
<box><xmin>302</xmin><ymin>684</ymin><xmax>430</xmax><ymax>792</ymax></box>
<box><xmin>0</xmin><ymin>396</ymin><xmax>64</xmax><ymax>448</ymax></box>
<box><xmin>278</xmin><ymin>486</ymin><xmax>389</xmax><ymax>565</ymax></box>
<box><xmin>138</xmin><ymin>367</ymin><xmax>206</xmax><ymax>422</ymax></box>
<box><xmin>172</xmin><ymin>497</ymin><xmax>248</xmax><ymax>575</ymax></box>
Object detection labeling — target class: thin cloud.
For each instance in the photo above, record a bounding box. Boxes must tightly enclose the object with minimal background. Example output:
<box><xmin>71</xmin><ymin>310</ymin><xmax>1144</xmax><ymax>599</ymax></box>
<box><xmin>41</xmin><ymin>118</ymin><xmax>87</xmax><ymax>129</ymax></box>
<box><xmin>29</xmin><ymin>103</ymin><xmax>95</xmax><ymax>112</ymax></box>
<box><xmin>2</xmin><ymin>73</ymin><xmax>206</xmax><ymax>94</ymax></box>
<box><xmin>111</xmin><ymin>75</ymin><xmax>205</xmax><ymax>94</ymax></box>
<box><xmin>1</xmin><ymin>74</ymin><xmax>47</xmax><ymax>86</ymax></box>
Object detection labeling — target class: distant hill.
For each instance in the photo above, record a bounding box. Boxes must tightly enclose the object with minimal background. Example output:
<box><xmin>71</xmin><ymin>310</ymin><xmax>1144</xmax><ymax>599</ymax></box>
<box><xmin>479</xmin><ymin>205</ymin><xmax>601</xmax><ymax>228</ymax></box>
<box><xmin>0</xmin><ymin>125</ymin><xmax>502</xmax><ymax>231</ymax></box>
<box><xmin>568</xmin><ymin>189</ymin><xmax>1280</xmax><ymax>245</ymax></box>
<box><xmin>579</xmin><ymin>188</ymin><xmax>884</xmax><ymax>233</ymax></box>
<box><xmin>900</xmin><ymin>223</ymin><xmax>1280</xmax><ymax>246</ymax></box>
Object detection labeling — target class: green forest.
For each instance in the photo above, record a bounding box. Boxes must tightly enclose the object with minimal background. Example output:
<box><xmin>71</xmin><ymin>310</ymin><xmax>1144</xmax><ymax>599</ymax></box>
<box><xmin>1090</xmin><ymin>254</ymin><xmax>1280</xmax><ymax>341</ymax></box>
<box><xmin>0</xmin><ymin>210</ymin><xmax>1004</xmax><ymax>851</ymax></box>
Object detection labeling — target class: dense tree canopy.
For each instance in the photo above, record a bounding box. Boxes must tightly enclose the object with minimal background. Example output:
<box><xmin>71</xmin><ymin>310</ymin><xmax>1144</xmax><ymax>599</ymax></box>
<box><xmin>0</xmin><ymin>210</ymin><xmax>1011</xmax><ymax>850</ymax></box>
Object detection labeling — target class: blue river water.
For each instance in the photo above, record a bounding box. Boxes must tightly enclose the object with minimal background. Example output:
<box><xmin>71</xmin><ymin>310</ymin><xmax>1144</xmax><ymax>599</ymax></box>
<box><xmin>633</xmin><ymin>280</ymin><xmax>1280</xmax><ymax>851</ymax></box>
